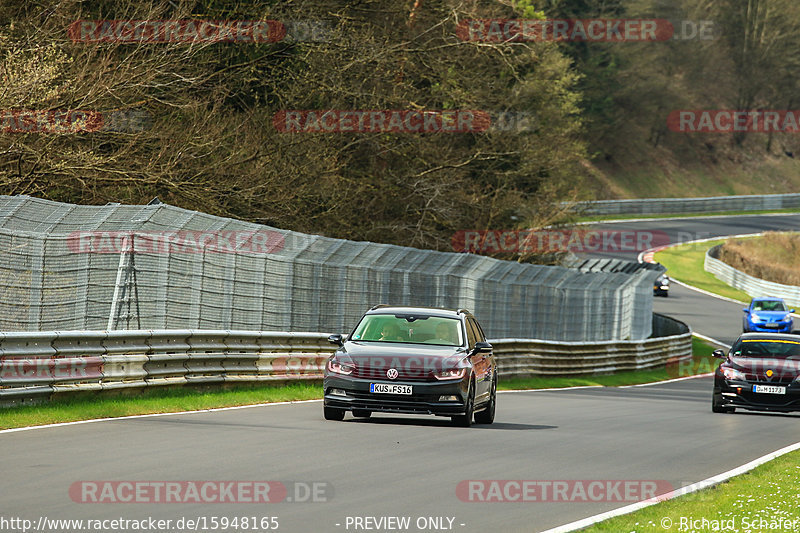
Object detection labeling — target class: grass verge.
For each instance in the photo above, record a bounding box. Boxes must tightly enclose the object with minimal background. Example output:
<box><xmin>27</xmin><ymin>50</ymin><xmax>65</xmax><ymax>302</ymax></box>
<box><xmin>582</xmin><ymin>449</ymin><xmax>800</xmax><ymax>532</ymax></box>
<box><xmin>653</xmin><ymin>239</ymin><xmax>752</xmax><ymax>302</ymax></box>
<box><xmin>0</xmin><ymin>382</ymin><xmax>321</xmax><ymax>431</ymax></box>
<box><xmin>719</xmin><ymin>232</ymin><xmax>800</xmax><ymax>286</ymax></box>
<box><xmin>0</xmin><ymin>338</ymin><xmax>717</xmax><ymax>430</ymax></box>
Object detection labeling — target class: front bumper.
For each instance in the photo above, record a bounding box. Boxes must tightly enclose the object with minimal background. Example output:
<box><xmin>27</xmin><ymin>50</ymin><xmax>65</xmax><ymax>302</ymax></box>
<box><xmin>745</xmin><ymin>322</ymin><xmax>793</xmax><ymax>333</ymax></box>
<box><xmin>323</xmin><ymin>375</ymin><xmax>469</xmax><ymax>416</ymax></box>
<box><xmin>714</xmin><ymin>378</ymin><xmax>800</xmax><ymax>412</ymax></box>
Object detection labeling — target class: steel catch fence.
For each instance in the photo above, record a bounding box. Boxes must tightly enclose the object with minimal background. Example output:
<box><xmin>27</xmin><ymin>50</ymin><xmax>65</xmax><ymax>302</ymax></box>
<box><xmin>0</xmin><ymin>195</ymin><xmax>659</xmax><ymax>341</ymax></box>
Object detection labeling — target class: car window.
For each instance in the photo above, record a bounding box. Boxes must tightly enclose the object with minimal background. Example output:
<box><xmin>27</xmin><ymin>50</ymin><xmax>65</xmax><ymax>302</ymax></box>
<box><xmin>731</xmin><ymin>339</ymin><xmax>800</xmax><ymax>359</ymax></box>
<box><xmin>350</xmin><ymin>314</ymin><xmax>464</xmax><ymax>346</ymax></box>
<box><xmin>465</xmin><ymin>318</ymin><xmax>479</xmax><ymax>348</ymax></box>
<box><xmin>468</xmin><ymin>317</ymin><xmax>486</xmax><ymax>343</ymax></box>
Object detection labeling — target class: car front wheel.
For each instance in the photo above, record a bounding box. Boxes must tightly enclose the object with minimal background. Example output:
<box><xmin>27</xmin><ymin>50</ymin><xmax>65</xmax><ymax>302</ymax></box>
<box><xmin>474</xmin><ymin>376</ymin><xmax>496</xmax><ymax>424</ymax></box>
<box><xmin>452</xmin><ymin>380</ymin><xmax>475</xmax><ymax>427</ymax></box>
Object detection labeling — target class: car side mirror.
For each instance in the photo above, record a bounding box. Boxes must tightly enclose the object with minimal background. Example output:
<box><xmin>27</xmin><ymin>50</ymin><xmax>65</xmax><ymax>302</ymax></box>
<box><xmin>473</xmin><ymin>341</ymin><xmax>493</xmax><ymax>354</ymax></box>
<box><xmin>791</xmin><ymin>309</ymin><xmax>796</xmax><ymax>314</ymax></box>
<box><xmin>328</xmin><ymin>334</ymin><xmax>344</xmax><ymax>347</ymax></box>
<box><xmin>712</xmin><ymin>349</ymin><xmax>726</xmax><ymax>359</ymax></box>
<box><xmin>742</xmin><ymin>308</ymin><xmax>749</xmax><ymax>313</ymax></box>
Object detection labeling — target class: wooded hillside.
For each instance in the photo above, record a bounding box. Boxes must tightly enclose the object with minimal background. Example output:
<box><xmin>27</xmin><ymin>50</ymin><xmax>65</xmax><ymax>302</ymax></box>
<box><xmin>2</xmin><ymin>1</ymin><xmax>799</xmax><ymax>255</ymax></box>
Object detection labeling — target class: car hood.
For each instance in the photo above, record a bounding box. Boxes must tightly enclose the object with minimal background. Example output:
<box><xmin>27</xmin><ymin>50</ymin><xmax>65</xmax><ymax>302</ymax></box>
<box><xmin>749</xmin><ymin>310</ymin><xmax>791</xmax><ymax>319</ymax></box>
<box><xmin>727</xmin><ymin>356</ymin><xmax>800</xmax><ymax>381</ymax></box>
<box><xmin>340</xmin><ymin>341</ymin><xmax>466</xmax><ymax>359</ymax></box>
<box><xmin>334</xmin><ymin>341</ymin><xmax>469</xmax><ymax>378</ymax></box>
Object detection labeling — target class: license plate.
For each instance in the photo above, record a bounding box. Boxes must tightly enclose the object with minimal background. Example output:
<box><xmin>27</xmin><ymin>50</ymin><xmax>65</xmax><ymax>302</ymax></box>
<box><xmin>766</xmin><ymin>323</ymin><xmax>779</xmax><ymax>328</ymax></box>
<box><xmin>753</xmin><ymin>385</ymin><xmax>786</xmax><ymax>395</ymax></box>
<box><xmin>370</xmin><ymin>383</ymin><xmax>412</xmax><ymax>395</ymax></box>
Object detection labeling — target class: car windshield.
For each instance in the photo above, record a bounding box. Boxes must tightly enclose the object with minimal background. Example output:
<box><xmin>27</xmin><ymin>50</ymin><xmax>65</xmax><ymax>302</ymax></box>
<box><xmin>730</xmin><ymin>339</ymin><xmax>800</xmax><ymax>359</ymax></box>
<box><xmin>350</xmin><ymin>314</ymin><xmax>464</xmax><ymax>346</ymax></box>
<box><xmin>752</xmin><ymin>300</ymin><xmax>787</xmax><ymax>312</ymax></box>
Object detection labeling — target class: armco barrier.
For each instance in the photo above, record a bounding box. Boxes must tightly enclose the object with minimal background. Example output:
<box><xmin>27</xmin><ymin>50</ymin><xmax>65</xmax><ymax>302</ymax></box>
<box><xmin>0</xmin><ymin>316</ymin><xmax>691</xmax><ymax>404</ymax></box>
<box><xmin>705</xmin><ymin>244</ymin><xmax>800</xmax><ymax>307</ymax></box>
<box><xmin>492</xmin><ymin>313</ymin><xmax>691</xmax><ymax>377</ymax></box>
<box><xmin>574</xmin><ymin>193</ymin><xmax>800</xmax><ymax>216</ymax></box>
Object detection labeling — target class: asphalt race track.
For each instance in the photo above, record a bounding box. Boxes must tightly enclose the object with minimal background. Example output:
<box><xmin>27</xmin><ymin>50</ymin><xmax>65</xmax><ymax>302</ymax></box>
<box><xmin>589</xmin><ymin>213</ymin><xmax>800</xmax><ymax>346</ymax></box>
<box><xmin>2</xmin><ymin>213</ymin><xmax>800</xmax><ymax>533</ymax></box>
<box><xmin>3</xmin><ymin>379</ymin><xmax>800</xmax><ymax>533</ymax></box>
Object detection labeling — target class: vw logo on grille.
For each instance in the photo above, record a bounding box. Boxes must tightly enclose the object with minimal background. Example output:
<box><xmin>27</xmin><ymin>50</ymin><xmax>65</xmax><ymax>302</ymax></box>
<box><xmin>766</xmin><ymin>369</ymin><xmax>774</xmax><ymax>379</ymax></box>
<box><xmin>386</xmin><ymin>368</ymin><xmax>399</xmax><ymax>380</ymax></box>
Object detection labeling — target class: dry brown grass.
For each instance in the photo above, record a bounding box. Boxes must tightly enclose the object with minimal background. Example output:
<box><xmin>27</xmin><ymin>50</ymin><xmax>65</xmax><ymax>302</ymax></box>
<box><xmin>719</xmin><ymin>232</ymin><xmax>800</xmax><ymax>286</ymax></box>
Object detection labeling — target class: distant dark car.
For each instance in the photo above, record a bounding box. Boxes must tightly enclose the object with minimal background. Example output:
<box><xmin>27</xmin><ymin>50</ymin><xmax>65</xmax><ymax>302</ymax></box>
<box><xmin>653</xmin><ymin>273</ymin><xmax>670</xmax><ymax>297</ymax></box>
<box><xmin>712</xmin><ymin>333</ymin><xmax>800</xmax><ymax>413</ymax></box>
<box><xmin>742</xmin><ymin>297</ymin><xmax>794</xmax><ymax>333</ymax></box>
<box><xmin>323</xmin><ymin>306</ymin><xmax>497</xmax><ymax>426</ymax></box>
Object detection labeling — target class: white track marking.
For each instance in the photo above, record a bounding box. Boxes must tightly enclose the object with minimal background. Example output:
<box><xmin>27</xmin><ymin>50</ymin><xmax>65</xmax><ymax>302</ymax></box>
<box><xmin>540</xmin><ymin>439</ymin><xmax>800</xmax><ymax>533</ymax></box>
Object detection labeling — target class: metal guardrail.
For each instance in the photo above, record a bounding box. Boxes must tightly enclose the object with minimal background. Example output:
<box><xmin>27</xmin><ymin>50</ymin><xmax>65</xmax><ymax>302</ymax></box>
<box><xmin>575</xmin><ymin>193</ymin><xmax>800</xmax><ymax>216</ymax></box>
<box><xmin>0</xmin><ymin>330</ymin><xmax>332</xmax><ymax>404</ymax></box>
<box><xmin>0</xmin><ymin>315</ymin><xmax>691</xmax><ymax>404</ymax></box>
<box><xmin>705</xmin><ymin>245</ymin><xmax>800</xmax><ymax>307</ymax></box>
<box><xmin>493</xmin><ymin>313</ymin><xmax>691</xmax><ymax>377</ymax></box>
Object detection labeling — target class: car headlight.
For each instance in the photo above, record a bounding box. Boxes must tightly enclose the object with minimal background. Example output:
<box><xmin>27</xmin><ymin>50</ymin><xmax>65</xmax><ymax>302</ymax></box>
<box><xmin>327</xmin><ymin>359</ymin><xmax>354</xmax><ymax>375</ymax></box>
<box><xmin>722</xmin><ymin>367</ymin><xmax>747</xmax><ymax>381</ymax></box>
<box><xmin>433</xmin><ymin>368</ymin><xmax>466</xmax><ymax>380</ymax></box>
<box><xmin>751</xmin><ymin>314</ymin><xmax>762</xmax><ymax>322</ymax></box>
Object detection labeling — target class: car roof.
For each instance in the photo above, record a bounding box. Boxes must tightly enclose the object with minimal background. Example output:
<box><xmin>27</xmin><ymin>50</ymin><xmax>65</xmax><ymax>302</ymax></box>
<box><xmin>751</xmin><ymin>297</ymin><xmax>785</xmax><ymax>302</ymax></box>
<box><xmin>737</xmin><ymin>332</ymin><xmax>799</xmax><ymax>342</ymax></box>
<box><xmin>364</xmin><ymin>306</ymin><xmax>467</xmax><ymax>319</ymax></box>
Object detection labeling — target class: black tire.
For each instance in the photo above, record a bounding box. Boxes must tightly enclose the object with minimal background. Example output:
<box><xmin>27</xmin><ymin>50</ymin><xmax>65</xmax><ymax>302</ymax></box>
<box><xmin>324</xmin><ymin>405</ymin><xmax>345</xmax><ymax>421</ymax></box>
<box><xmin>474</xmin><ymin>377</ymin><xmax>496</xmax><ymax>425</ymax></box>
<box><xmin>352</xmin><ymin>409</ymin><xmax>371</xmax><ymax>418</ymax></box>
<box><xmin>452</xmin><ymin>381</ymin><xmax>475</xmax><ymax>427</ymax></box>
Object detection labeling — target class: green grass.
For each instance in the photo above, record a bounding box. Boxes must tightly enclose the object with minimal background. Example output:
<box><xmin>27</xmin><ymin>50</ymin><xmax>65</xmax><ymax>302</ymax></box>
<box><xmin>566</xmin><ymin>207</ymin><xmax>800</xmax><ymax>224</ymax></box>
<box><xmin>0</xmin><ymin>338</ymin><xmax>717</xmax><ymax>430</ymax></box>
<box><xmin>654</xmin><ymin>239</ymin><xmax>752</xmax><ymax>302</ymax></box>
<box><xmin>0</xmin><ymin>382</ymin><xmax>321</xmax><ymax>430</ymax></box>
<box><xmin>583</xmin><ymin>450</ymin><xmax>800</xmax><ymax>532</ymax></box>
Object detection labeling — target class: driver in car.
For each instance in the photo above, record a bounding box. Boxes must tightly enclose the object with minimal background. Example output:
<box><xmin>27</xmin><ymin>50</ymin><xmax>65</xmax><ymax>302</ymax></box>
<box><xmin>379</xmin><ymin>323</ymin><xmax>402</xmax><ymax>341</ymax></box>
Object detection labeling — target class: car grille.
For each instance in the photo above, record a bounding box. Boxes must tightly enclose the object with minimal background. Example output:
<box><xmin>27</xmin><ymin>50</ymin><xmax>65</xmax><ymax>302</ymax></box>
<box><xmin>350</xmin><ymin>366</ymin><xmax>435</xmax><ymax>382</ymax></box>
<box><xmin>744</xmin><ymin>374</ymin><xmax>795</xmax><ymax>384</ymax></box>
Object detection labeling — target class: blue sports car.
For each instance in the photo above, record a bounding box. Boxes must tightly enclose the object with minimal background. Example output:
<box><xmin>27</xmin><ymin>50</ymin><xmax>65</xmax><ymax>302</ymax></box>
<box><xmin>742</xmin><ymin>297</ymin><xmax>795</xmax><ymax>333</ymax></box>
